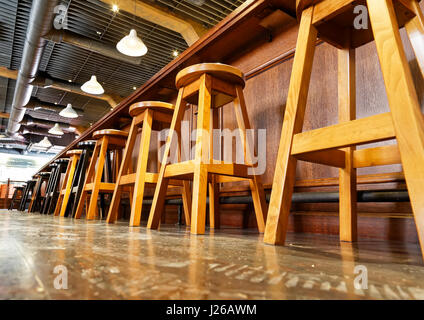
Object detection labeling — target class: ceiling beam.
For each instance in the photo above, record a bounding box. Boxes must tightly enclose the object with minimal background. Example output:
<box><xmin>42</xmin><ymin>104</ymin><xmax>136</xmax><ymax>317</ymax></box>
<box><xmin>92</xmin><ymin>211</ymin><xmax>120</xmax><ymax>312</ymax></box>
<box><xmin>0</xmin><ymin>112</ymin><xmax>10</xmax><ymax>119</ymax></box>
<box><xmin>44</xmin><ymin>29</ymin><xmax>143</xmax><ymax>65</ymax></box>
<box><xmin>0</xmin><ymin>67</ymin><xmax>18</xmax><ymax>80</ymax></box>
<box><xmin>0</xmin><ymin>67</ymin><xmax>122</xmax><ymax>107</ymax></box>
<box><xmin>101</xmin><ymin>0</ymin><xmax>208</xmax><ymax>45</ymax></box>
<box><xmin>35</xmin><ymin>77</ymin><xmax>122</xmax><ymax>107</ymax></box>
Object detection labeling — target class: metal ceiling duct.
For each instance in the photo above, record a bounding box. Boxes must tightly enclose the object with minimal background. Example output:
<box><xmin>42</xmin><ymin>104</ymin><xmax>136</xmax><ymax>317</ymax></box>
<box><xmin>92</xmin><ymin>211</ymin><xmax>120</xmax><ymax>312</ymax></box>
<box><xmin>0</xmin><ymin>139</ymin><xmax>27</xmax><ymax>146</ymax></box>
<box><xmin>20</xmin><ymin>116</ymin><xmax>76</xmax><ymax>133</ymax></box>
<box><xmin>6</xmin><ymin>0</ymin><xmax>59</xmax><ymax>136</ymax></box>
<box><xmin>0</xmin><ymin>137</ymin><xmax>28</xmax><ymax>151</ymax></box>
<box><xmin>43</xmin><ymin>30</ymin><xmax>143</xmax><ymax>65</ymax></box>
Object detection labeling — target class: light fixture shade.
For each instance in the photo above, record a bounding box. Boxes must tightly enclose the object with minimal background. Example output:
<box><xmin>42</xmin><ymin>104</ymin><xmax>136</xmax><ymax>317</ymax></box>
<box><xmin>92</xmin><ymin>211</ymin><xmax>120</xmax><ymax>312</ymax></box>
<box><xmin>48</xmin><ymin>123</ymin><xmax>64</xmax><ymax>136</ymax></box>
<box><xmin>116</xmin><ymin>29</ymin><xmax>148</xmax><ymax>57</ymax></box>
<box><xmin>81</xmin><ymin>75</ymin><xmax>105</xmax><ymax>95</ymax></box>
<box><xmin>59</xmin><ymin>103</ymin><xmax>79</xmax><ymax>118</ymax></box>
<box><xmin>38</xmin><ymin>137</ymin><xmax>52</xmax><ymax>148</ymax></box>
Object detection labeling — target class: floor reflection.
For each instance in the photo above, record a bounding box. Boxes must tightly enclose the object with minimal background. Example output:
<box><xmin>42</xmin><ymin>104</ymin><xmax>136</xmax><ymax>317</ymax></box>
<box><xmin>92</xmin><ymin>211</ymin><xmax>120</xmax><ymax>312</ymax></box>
<box><xmin>0</xmin><ymin>210</ymin><xmax>423</xmax><ymax>299</ymax></box>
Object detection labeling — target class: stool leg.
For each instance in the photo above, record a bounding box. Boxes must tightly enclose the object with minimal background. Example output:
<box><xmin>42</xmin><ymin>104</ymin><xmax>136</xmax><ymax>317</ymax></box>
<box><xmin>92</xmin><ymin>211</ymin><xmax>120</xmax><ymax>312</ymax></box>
<box><xmin>42</xmin><ymin>168</ymin><xmax>57</xmax><ymax>214</ymax></box>
<box><xmin>47</xmin><ymin>164</ymin><xmax>63</xmax><ymax>215</ymax></box>
<box><xmin>191</xmin><ymin>74</ymin><xmax>212</xmax><ymax>235</ymax></box>
<box><xmin>405</xmin><ymin>0</ymin><xmax>424</xmax><ymax>78</ymax></box>
<box><xmin>234</xmin><ymin>86</ymin><xmax>267</xmax><ymax>232</ymax></box>
<box><xmin>87</xmin><ymin>136</ymin><xmax>109</xmax><ymax>220</ymax></box>
<box><xmin>148</xmin><ymin>88</ymin><xmax>186</xmax><ymax>229</ymax></box>
<box><xmin>70</xmin><ymin>149</ymin><xmax>90</xmax><ymax>218</ymax></box>
<box><xmin>19</xmin><ymin>185</ymin><xmax>27</xmax><ymax>211</ymax></box>
<box><xmin>176</xmin><ymin>120</ymin><xmax>192</xmax><ymax>226</ymax></box>
<box><xmin>22</xmin><ymin>183</ymin><xmax>31</xmax><ymax>211</ymax></box>
<box><xmin>33</xmin><ymin>180</ymin><xmax>44</xmax><ymax>212</ymax></box>
<box><xmin>129</xmin><ymin>110</ymin><xmax>153</xmax><ymax>226</ymax></box>
<box><xmin>54</xmin><ymin>160</ymin><xmax>72</xmax><ymax>216</ymax></box>
<box><xmin>28</xmin><ymin>177</ymin><xmax>41</xmax><ymax>213</ymax></box>
<box><xmin>59</xmin><ymin>155</ymin><xmax>79</xmax><ymax>217</ymax></box>
<box><xmin>368</xmin><ymin>0</ymin><xmax>424</xmax><ymax>259</ymax></box>
<box><xmin>107</xmin><ymin>120</ymin><xmax>138</xmax><ymax>223</ymax></box>
<box><xmin>63</xmin><ymin>155</ymin><xmax>82</xmax><ymax>217</ymax></box>
<box><xmin>127</xmin><ymin>153</ymin><xmax>134</xmax><ymax>217</ymax></box>
<box><xmin>9</xmin><ymin>189</ymin><xmax>17</xmax><ymax>210</ymax></box>
<box><xmin>338</xmin><ymin>48</ymin><xmax>357</xmax><ymax>242</ymax></box>
<box><xmin>264</xmin><ymin>7</ymin><xmax>317</xmax><ymax>245</ymax></box>
<box><xmin>33</xmin><ymin>178</ymin><xmax>44</xmax><ymax>213</ymax></box>
<box><xmin>74</xmin><ymin>142</ymin><xmax>101</xmax><ymax>219</ymax></box>
<box><xmin>208</xmin><ymin>176</ymin><xmax>219</xmax><ymax>229</ymax></box>
<box><xmin>208</xmin><ymin>108</ymin><xmax>220</xmax><ymax>229</ymax></box>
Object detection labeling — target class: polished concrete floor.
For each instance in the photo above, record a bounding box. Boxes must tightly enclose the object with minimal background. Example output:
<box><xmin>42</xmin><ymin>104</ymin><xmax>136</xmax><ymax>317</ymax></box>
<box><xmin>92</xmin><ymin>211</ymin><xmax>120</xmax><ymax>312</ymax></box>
<box><xmin>0</xmin><ymin>209</ymin><xmax>423</xmax><ymax>300</ymax></box>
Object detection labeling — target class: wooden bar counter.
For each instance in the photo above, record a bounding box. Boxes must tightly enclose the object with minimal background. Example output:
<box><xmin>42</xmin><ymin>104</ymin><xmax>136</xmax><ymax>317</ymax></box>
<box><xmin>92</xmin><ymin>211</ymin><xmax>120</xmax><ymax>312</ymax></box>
<box><xmin>35</xmin><ymin>0</ymin><xmax>424</xmax><ymax>243</ymax></box>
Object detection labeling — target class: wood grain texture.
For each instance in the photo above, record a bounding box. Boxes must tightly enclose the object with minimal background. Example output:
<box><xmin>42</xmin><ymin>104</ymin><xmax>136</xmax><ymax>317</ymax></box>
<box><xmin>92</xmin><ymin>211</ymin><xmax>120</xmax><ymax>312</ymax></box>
<box><xmin>405</xmin><ymin>0</ymin><xmax>424</xmax><ymax>78</ymax></box>
<box><xmin>129</xmin><ymin>110</ymin><xmax>153</xmax><ymax>227</ymax></box>
<box><xmin>264</xmin><ymin>7</ymin><xmax>318</xmax><ymax>245</ymax></box>
<box><xmin>57</xmin><ymin>154</ymin><xmax>80</xmax><ymax>217</ymax></box>
<box><xmin>338</xmin><ymin>48</ymin><xmax>357</xmax><ymax>242</ymax></box>
<box><xmin>190</xmin><ymin>74</ymin><xmax>212</xmax><ymax>235</ymax></box>
<box><xmin>367</xmin><ymin>0</ymin><xmax>424</xmax><ymax>259</ymax></box>
<box><xmin>31</xmin><ymin>1</ymin><xmax>424</xmax><ymax>239</ymax></box>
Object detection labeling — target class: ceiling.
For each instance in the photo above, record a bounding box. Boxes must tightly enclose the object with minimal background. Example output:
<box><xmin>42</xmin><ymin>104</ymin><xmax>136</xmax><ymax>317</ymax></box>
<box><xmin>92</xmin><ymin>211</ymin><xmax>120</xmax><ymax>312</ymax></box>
<box><xmin>0</xmin><ymin>0</ymin><xmax>245</xmax><ymax>154</ymax></box>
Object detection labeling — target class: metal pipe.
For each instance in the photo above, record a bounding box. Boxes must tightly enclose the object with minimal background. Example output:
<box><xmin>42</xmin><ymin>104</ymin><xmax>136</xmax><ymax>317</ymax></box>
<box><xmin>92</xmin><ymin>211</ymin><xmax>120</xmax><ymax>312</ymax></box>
<box><xmin>26</xmin><ymin>99</ymin><xmax>84</xmax><ymax>117</ymax></box>
<box><xmin>6</xmin><ymin>0</ymin><xmax>59</xmax><ymax>136</ymax></box>
<box><xmin>140</xmin><ymin>190</ymin><xmax>410</xmax><ymax>206</ymax></box>
<box><xmin>43</xmin><ymin>30</ymin><xmax>143</xmax><ymax>65</ymax></box>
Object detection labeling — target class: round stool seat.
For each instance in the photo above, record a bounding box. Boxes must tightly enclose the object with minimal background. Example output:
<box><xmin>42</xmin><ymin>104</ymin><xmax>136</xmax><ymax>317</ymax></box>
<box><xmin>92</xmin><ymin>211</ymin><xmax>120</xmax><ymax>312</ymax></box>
<box><xmin>39</xmin><ymin>172</ymin><xmax>51</xmax><ymax>177</ymax></box>
<box><xmin>78</xmin><ymin>140</ymin><xmax>97</xmax><ymax>148</ymax></box>
<box><xmin>66</xmin><ymin>149</ymin><xmax>83</xmax><ymax>156</ymax></box>
<box><xmin>93</xmin><ymin>129</ymin><xmax>128</xmax><ymax>140</ymax></box>
<box><xmin>49</xmin><ymin>163</ymin><xmax>58</xmax><ymax>168</ymax></box>
<box><xmin>296</xmin><ymin>0</ymin><xmax>322</xmax><ymax>17</ymax></box>
<box><xmin>129</xmin><ymin>101</ymin><xmax>174</xmax><ymax>117</ymax></box>
<box><xmin>54</xmin><ymin>158</ymin><xmax>69</xmax><ymax>164</ymax></box>
<box><xmin>294</xmin><ymin>0</ymin><xmax>417</xmax><ymax>48</ymax></box>
<box><xmin>176</xmin><ymin>63</ymin><xmax>245</xmax><ymax>89</ymax></box>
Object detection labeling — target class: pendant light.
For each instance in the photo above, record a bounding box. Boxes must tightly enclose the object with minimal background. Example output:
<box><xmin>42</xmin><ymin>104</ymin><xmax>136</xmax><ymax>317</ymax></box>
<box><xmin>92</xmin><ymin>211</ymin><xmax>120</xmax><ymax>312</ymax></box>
<box><xmin>48</xmin><ymin>123</ymin><xmax>64</xmax><ymax>136</ymax></box>
<box><xmin>81</xmin><ymin>75</ymin><xmax>104</xmax><ymax>95</ymax></box>
<box><xmin>38</xmin><ymin>137</ymin><xmax>52</xmax><ymax>148</ymax></box>
<box><xmin>117</xmin><ymin>29</ymin><xmax>147</xmax><ymax>57</ymax></box>
<box><xmin>116</xmin><ymin>0</ymin><xmax>147</xmax><ymax>57</ymax></box>
<box><xmin>59</xmin><ymin>103</ymin><xmax>78</xmax><ymax>118</ymax></box>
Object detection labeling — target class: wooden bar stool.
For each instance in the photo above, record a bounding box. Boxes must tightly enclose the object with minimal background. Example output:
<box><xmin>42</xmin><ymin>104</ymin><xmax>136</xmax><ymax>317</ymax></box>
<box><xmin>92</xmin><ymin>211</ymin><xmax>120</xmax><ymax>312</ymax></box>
<box><xmin>106</xmin><ymin>101</ymin><xmax>192</xmax><ymax>227</ymax></box>
<box><xmin>39</xmin><ymin>164</ymin><xmax>57</xmax><ymax>213</ymax></box>
<box><xmin>64</xmin><ymin>140</ymin><xmax>97</xmax><ymax>218</ymax></box>
<box><xmin>9</xmin><ymin>186</ymin><xmax>24</xmax><ymax>210</ymax></box>
<box><xmin>27</xmin><ymin>174</ymin><xmax>42</xmax><ymax>213</ymax></box>
<box><xmin>147</xmin><ymin>63</ymin><xmax>268</xmax><ymax>235</ymax></box>
<box><xmin>264</xmin><ymin>0</ymin><xmax>424</xmax><ymax>259</ymax></box>
<box><xmin>74</xmin><ymin>130</ymin><xmax>128</xmax><ymax>220</ymax></box>
<box><xmin>41</xmin><ymin>159</ymin><xmax>69</xmax><ymax>215</ymax></box>
<box><xmin>53</xmin><ymin>149</ymin><xmax>83</xmax><ymax>217</ymax></box>
<box><xmin>19</xmin><ymin>179</ymin><xmax>36</xmax><ymax>211</ymax></box>
<box><xmin>28</xmin><ymin>172</ymin><xmax>50</xmax><ymax>213</ymax></box>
